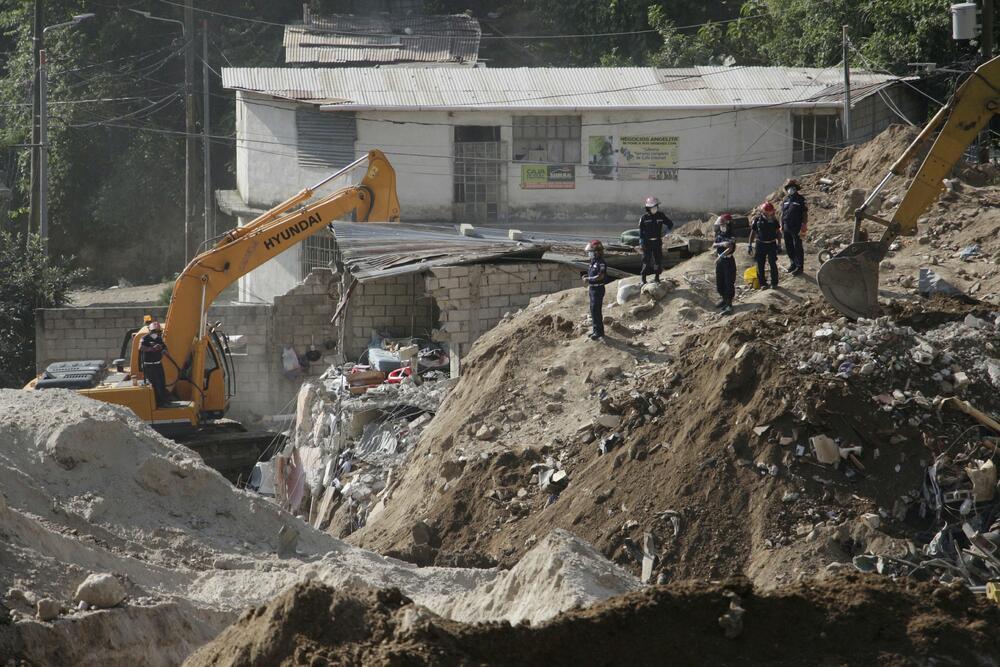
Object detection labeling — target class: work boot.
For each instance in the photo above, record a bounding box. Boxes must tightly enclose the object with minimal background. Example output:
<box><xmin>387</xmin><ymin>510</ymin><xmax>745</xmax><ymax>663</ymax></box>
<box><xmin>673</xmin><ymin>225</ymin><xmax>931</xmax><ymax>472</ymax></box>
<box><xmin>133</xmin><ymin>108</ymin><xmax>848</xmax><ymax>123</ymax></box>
<box><xmin>786</xmin><ymin>263</ymin><xmax>796</xmax><ymax>272</ymax></box>
<box><xmin>791</xmin><ymin>267</ymin><xmax>804</xmax><ymax>276</ymax></box>
<box><xmin>760</xmin><ymin>284</ymin><xmax>770</xmax><ymax>290</ymax></box>
<box><xmin>721</xmin><ymin>303</ymin><xmax>733</xmax><ymax>315</ymax></box>
<box><xmin>715</xmin><ymin>299</ymin><xmax>726</xmax><ymax>308</ymax></box>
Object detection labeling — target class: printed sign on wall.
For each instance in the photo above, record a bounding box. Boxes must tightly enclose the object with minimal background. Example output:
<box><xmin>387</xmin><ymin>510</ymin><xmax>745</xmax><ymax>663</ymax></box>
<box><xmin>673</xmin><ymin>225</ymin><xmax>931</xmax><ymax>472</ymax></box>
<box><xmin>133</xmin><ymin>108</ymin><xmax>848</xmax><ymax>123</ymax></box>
<box><xmin>587</xmin><ymin>136</ymin><xmax>617</xmax><ymax>180</ymax></box>
<box><xmin>618</xmin><ymin>135</ymin><xmax>679</xmax><ymax>181</ymax></box>
<box><xmin>520</xmin><ymin>164</ymin><xmax>575</xmax><ymax>189</ymax></box>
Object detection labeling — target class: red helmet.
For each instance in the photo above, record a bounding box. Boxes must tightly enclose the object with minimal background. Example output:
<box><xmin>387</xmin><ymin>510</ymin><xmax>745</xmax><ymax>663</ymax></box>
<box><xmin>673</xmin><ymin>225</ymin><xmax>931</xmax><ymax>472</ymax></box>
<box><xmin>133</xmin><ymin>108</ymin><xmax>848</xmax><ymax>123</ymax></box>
<box><xmin>717</xmin><ymin>213</ymin><xmax>733</xmax><ymax>223</ymax></box>
<box><xmin>585</xmin><ymin>239</ymin><xmax>604</xmax><ymax>252</ymax></box>
<box><xmin>760</xmin><ymin>201</ymin><xmax>776</xmax><ymax>215</ymax></box>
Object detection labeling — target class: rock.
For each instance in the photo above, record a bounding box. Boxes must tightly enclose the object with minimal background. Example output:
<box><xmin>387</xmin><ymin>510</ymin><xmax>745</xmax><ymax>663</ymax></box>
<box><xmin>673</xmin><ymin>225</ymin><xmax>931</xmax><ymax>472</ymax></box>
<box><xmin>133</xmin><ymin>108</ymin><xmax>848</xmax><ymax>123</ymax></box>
<box><xmin>781</xmin><ymin>491</ymin><xmax>800</xmax><ymax>503</ymax></box>
<box><xmin>277</xmin><ymin>524</ymin><xmax>299</xmax><ymax>558</ymax></box>
<box><xmin>507</xmin><ymin>410</ymin><xmax>525</xmax><ymax>422</ymax></box>
<box><xmin>640</xmin><ymin>281</ymin><xmax>670</xmax><ymax>301</ymax></box>
<box><xmin>860</xmin><ymin>513</ymin><xmax>881</xmax><ymax>530</ymax></box>
<box><xmin>474</xmin><ymin>425</ymin><xmax>495</xmax><ymax>441</ymax></box>
<box><xmin>616</xmin><ymin>282</ymin><xmax>641</xmax><ymax>304</ymax></box>
<box><xmin>629</xmin><ymin>301</ymin><xmax>656</xmax><ymax>316</ymax></box>
<box><xmin>74</xmin><ymin>573</ymin><xmax>126</xmax><ymax>609</ymax></box>
<box><xmin>545</xmin><ymin>402</ymin><xmax>562</xmax><ymax>413</ymax></box>
<box><xmin>36</xmin><ymin>598</ymin><xmax>60</xmax><ymax>621</ymax></box>
<box><xmin>412</xmin><ymin>520</ymin><xmax>434</xmax><ymax>546</ymax></box>
<box><xmin>595</xmin><ymin>414</ymin><xmax>619</xmax><ymax>429</ymax></box>
<box><xmin>842</xmin><ymin>188</ymin><xmax>867</xmax><ymax>218</ymax></box>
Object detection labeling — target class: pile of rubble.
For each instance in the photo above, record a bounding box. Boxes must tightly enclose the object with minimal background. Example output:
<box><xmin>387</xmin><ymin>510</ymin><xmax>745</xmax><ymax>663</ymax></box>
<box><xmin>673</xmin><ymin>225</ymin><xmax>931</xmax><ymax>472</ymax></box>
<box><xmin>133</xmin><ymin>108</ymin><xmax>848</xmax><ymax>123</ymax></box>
<box><xmin>250</xmin><ymin>361</ymin><xmax>456</xmax><ymax>542</ymax></box>
<box><xmin>787</xmin><ymin>310</ymin><xmax>1000</xmax><ymax>403</ymax></box>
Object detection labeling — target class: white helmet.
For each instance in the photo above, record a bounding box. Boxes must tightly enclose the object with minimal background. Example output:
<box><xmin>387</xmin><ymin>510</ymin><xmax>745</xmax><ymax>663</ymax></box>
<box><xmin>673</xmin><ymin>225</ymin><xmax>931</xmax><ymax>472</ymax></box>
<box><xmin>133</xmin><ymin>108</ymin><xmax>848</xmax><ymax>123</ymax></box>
<box><xmin>644</xmin><ymin>196</ymin><xmax>660</xmax><ymax>208</ymax></box>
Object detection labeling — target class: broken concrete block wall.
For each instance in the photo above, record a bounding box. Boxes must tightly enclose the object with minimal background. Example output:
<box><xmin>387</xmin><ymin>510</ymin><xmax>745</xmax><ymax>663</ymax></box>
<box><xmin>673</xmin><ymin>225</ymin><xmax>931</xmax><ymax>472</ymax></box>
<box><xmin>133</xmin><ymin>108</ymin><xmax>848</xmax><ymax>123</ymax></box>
<box><xmin>34</xmin><ymin>272</ymin><xmax>343</xmax><ymax>423</ymax></box>
<box><xmin>424</xmin><ymin>262</ymin><xmax>580</xmax><ymax>354</ymax></box>
<box><xmin>273</xmin><ymin>269</ymin><xmax>339</xmax><ymax>355</ymax></box>
<box><xmin>339</xmin><ymin>272</ymin><xmax>435</xmax><ymax>361</ymax></box>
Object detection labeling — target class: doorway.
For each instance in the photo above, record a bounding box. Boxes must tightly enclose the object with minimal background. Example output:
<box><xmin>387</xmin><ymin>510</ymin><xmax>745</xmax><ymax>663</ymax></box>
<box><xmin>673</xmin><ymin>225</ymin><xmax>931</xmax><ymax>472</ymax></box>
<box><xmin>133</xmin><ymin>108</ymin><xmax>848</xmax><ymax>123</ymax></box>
<box><xmin>453</xmin><ymin>126</ymin><xmax>506</xmax><ymax>223</ymax></box>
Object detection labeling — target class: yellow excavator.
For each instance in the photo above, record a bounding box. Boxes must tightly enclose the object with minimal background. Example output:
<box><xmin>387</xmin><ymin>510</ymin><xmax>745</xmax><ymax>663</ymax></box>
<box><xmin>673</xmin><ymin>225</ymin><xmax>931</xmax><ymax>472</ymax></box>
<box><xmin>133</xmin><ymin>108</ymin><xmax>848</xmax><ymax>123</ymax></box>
<box><xmin>28</xmin><ymin>150</ymin><xmax>399</xmax><ymax>432</ymax></box>
<box><xmin>817</xmin><ymin>55</ymin><xmax>1000</xmax><ymax>319</ymax></box>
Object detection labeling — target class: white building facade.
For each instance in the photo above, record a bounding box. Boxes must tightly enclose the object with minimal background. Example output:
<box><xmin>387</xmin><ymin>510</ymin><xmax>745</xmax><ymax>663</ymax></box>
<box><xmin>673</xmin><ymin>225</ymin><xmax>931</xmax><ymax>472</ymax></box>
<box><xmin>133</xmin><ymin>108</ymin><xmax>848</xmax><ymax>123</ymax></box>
<box><xmin>219</xmin><ymin>66</ymin><xmax>921</xmax><ymax>301</ymax></box>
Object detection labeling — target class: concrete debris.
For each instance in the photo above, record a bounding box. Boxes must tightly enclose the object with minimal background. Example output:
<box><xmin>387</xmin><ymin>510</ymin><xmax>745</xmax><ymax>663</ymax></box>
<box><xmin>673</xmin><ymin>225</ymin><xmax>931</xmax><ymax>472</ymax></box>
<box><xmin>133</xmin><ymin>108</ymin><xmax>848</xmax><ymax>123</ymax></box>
<box><xmin>36</xmin><ymin>598</ymin><xmax>61</xmax><ymax>622</ymax></box>
<box><xmin>74</xmin><ymin>573</ymin><xmax>126</xmax><ymax>609</ymax></box>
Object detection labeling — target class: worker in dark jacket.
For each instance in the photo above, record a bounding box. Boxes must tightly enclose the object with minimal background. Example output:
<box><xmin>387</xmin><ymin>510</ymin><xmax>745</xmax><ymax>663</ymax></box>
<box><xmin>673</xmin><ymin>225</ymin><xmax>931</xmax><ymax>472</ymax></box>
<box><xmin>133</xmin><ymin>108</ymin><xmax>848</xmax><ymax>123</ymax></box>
<box><xmin>748</xmin><ymin>201</ymin><xmax>782</xmax><ymax>290</ymax></box>
<box><xmin>582</xmin><ymin>240</ymin><xmax>607</xmax><ymax>340</ymax></box>
<box><xmin>638</xmin><ymin>196</ymin><xmax>673</xmax><ymax>284</ymax></box>
<box><xmin>713</xmin><ymin>214</ymin><xmax>737</xmax><ymax>313</ymax></box>
<box><xmin>780</xmin><ymin>178</ymin><xmax>808</xmax><ymax>275</ymax></box>
<box><xmin>139</xmin><ymin>321</ymin><xmax>170</xmax><ymax>406</ymax></box>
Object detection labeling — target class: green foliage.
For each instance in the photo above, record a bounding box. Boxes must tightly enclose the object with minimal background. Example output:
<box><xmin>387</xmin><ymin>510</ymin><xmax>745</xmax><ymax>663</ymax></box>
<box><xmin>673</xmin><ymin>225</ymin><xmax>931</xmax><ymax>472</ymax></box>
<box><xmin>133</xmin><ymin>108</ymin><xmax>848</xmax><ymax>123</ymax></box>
<box><xmin>157</xmin><ymin>284</ymin><xmax>173</xmax><ymax>306</ymax></box>
<box><xmin>670</xmin><ymin>0</ymin><xmax>965</xmax><ymax>70</ymax></box>
<box><xmin>0</xmin><ymin>231</ymin><xmax>85</xmax><ymax>387</ymax></box>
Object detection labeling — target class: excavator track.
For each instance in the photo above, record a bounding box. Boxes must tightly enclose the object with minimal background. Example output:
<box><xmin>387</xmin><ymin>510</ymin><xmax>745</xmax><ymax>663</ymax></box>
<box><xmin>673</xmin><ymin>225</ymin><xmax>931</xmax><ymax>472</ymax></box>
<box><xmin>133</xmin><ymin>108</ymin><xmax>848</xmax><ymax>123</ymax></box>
<box><xmin>159</xmin><ymin>421</ymin><xmax>284</xmax><ymax>484</ymax></box>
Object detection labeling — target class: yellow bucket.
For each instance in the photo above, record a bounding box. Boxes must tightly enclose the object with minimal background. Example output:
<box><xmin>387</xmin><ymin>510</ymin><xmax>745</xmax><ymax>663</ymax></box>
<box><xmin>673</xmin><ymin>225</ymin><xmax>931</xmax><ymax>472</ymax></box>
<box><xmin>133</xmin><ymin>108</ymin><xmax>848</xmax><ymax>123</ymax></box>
<box><xmin>743</xmin><ymin>266</ymin><xmax>760</xmax><ymax>290</ymax></box>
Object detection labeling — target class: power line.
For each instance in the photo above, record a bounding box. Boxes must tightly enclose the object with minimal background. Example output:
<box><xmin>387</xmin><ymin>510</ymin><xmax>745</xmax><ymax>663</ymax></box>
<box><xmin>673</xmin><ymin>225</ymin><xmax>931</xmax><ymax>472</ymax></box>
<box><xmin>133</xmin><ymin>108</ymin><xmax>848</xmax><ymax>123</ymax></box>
<box><xmin>478</xmin><ymin>13</ymin><xmax>766</xmax><ymax>40</ymax></box>
<box><xmin>156</xmin><ymin>0</ymin><xmax>285</xmax><ymax>27</ymax></box>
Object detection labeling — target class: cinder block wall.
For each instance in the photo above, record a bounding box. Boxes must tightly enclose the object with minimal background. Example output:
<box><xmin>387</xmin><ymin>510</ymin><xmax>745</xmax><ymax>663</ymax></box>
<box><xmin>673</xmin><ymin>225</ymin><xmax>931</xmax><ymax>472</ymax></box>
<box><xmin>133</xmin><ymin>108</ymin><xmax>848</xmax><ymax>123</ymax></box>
<box><xmin>339</xmin><ymin>273</ymin><xmax>435</xmax><ymax>361</ymax></box>
<box><xmin>425</xmin><ymin>262</ymin><xmax>580</xmax><ymax>354</ymax></box>
<box><xmin>35</xmin><ymin>271</ymin><xmax>341</xmax><ymax>423</ymax></box>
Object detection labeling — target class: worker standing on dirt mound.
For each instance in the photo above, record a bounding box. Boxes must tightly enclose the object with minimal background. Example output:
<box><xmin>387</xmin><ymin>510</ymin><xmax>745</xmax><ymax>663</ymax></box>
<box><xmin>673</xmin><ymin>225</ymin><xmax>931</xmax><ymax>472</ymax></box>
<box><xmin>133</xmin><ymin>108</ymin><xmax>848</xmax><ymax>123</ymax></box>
<box><xmin>582</xmin><ymin>240</ymin><xmax>608</xmax><ymax>341</ymax></box>
<box><xmin>748</xmin><ymin>201</ymin><xmax>781</xmax><ymax>290</ymax></box>
<box><xmin>139</xmin><ymin>321</ymin><xmax>170</xmax><ymax>406</ymax></box>
<box><xmin>780</xmin><ymin>178</ymin><xmax>808</xmax><ymax>275</ymax></box>
<box><xmin>713</xmin><ymin>214</ymin><xmax>737</xmax><ymax>313</ymax></box>
<box><xmin>638</xmin><ymin>196</ymin><xmax>673</xmax><ymax>284</ymax></box>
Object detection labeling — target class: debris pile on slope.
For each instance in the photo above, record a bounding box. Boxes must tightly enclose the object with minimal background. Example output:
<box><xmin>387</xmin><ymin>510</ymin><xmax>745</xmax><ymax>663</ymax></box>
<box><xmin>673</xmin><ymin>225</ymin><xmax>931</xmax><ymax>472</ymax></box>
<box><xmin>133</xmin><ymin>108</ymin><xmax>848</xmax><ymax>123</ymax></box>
<box><xmin>349</xmin><ymin>290</ymin><xmax>1000</xmax><ymax>596</ymax></box>
<box><xmin>250</xmin><ymin>367</ymin><xmax>455</xmax><ymax>541</ymax></box>
<box><xmin>186</xmin><ymin>575</ymin><xmax>1000</xmax><ymax>667</ymax></box>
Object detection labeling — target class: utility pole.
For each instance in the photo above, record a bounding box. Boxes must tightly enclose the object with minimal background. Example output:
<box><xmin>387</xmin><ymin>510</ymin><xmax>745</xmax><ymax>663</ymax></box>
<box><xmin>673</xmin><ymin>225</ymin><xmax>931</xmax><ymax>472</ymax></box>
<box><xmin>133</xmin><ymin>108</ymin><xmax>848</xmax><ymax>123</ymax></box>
<box><xmin>184</xmin><ymin>0</ymin><xmax>195</xmax><ymax>262</ymax></box>
<box><xmin>29</xmin><ymin>0</ymin><xmax>43</xmax><ymax>237</ymax></box>
<box><xmin>842</xmin><ymin>25</ymin><xmax>852</xmax><ymax>144</ymax></box>
<box><xmin>984</xmin><ymin>0</ymin><xmax>994</xmax><ymax>61</ymax></box>
<box><xmin>983</xmin><ymin>1</ymin><xmax>994</xmax><ymax>163</ymax></box>
<box><xmin>38</xmin><ymin>47</ymin><xmax>48</xmax><ymax>249</ymax></box>
<box><xmin>202</xmin><ymin>19</ymin><xmax>212</xmax><ymax>245</ymax></box>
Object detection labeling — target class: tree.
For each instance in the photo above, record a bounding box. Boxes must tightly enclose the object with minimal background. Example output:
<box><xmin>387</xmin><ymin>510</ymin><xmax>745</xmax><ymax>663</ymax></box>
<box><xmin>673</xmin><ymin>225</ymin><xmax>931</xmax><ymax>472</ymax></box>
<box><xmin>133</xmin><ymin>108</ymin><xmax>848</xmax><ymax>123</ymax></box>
<box><xmin>0</xmin><ymin>231</ymin><xmax>85</xmax><ymax>387</ymax></box>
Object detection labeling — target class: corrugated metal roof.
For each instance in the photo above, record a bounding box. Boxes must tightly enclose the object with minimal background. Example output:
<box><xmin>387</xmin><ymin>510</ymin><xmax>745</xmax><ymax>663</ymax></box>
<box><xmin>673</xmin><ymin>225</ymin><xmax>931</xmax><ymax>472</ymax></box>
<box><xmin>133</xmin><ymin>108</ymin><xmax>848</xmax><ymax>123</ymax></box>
<box><xmin>332</xmin><ymin>222</ymin><xmax>633</xmax><ymax>282</ymax></box>
<box><xmin>284</xmin><ymin>14</ymin><xmax>480</xmax><ymax>65</ymax></box>
<box><xmin>222</xmin><ymin>66</ymin><xmax>902</xmax><ymax>110</ymax></box>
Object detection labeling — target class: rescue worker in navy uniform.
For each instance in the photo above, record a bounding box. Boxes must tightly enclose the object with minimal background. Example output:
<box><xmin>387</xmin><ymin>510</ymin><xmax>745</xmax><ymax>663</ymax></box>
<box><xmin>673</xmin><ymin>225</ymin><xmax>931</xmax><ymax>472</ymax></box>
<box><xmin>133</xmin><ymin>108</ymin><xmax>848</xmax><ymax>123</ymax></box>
<box><xmin>638</xmin><ymin>196</ymin><xmax>673</xmax><ymax>284</ymax></box>
<box><xmin>713</xmin><ymin>214</ymin><xmax>737</xmax><ymax>313</ymax></box>
<box><xmin>140</xmin><ymin>321</ymin><xmax>170</xmax><ymax>407</ymax></box>
<box><xmin>780</xmin><ymin>178</ymin><xmax>808</xmax><ymax>275</ymax></box>
<box><xmin>748</xmin><ymin>201</ymin><xmax>782</xmax><ymax>290</ymax></box>
<box><xmin>582</xmin><ymin>240</ymin><xmax>608</xmax><ymax>340</ymax></box>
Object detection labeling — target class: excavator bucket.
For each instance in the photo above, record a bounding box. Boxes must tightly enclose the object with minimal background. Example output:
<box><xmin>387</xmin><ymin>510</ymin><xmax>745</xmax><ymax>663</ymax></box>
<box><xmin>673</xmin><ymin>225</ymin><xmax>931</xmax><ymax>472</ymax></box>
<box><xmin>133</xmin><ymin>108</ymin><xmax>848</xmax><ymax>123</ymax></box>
<box><xmin>816</xmin><ymin>241</ymin><xmax>886</xmax><ymax>320</ymax></box>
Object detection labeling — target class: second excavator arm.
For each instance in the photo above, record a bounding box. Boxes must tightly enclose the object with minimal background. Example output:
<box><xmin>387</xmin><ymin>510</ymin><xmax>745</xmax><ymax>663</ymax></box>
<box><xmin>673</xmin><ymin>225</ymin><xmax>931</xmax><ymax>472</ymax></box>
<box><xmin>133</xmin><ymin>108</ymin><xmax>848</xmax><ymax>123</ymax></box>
<box><xmin>817</xmin><ymin>55</ymin><xmax>1000</xmax><ymax>319</ymax></box>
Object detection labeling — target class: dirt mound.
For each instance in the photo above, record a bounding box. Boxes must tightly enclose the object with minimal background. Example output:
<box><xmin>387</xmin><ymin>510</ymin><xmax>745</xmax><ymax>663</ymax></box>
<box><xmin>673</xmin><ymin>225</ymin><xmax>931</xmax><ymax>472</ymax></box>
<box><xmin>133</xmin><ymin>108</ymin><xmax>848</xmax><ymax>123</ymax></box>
<box><xmin>349</xmin><ymin>265</ymin><xmax>1000</xmax><ymax>588</ymax></box>
<box><xmin>0</xmin><ymin>389</ymin><xmax>640</xmax><ymax>664</ymax></box>
<box><xmin>186</xmin><ymin>575</ymin><xmax>1000</xmax><ymax>666</ymax></box>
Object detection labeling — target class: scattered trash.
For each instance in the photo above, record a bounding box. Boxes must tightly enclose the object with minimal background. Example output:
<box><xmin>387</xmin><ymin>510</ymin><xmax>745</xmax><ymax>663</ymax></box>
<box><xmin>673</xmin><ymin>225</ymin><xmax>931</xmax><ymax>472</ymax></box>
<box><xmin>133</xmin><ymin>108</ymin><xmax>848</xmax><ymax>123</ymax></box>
<box><xmin>811</xmin><ymin>435</ymin><xmax>840</xmax><ymax>465</ymax></box>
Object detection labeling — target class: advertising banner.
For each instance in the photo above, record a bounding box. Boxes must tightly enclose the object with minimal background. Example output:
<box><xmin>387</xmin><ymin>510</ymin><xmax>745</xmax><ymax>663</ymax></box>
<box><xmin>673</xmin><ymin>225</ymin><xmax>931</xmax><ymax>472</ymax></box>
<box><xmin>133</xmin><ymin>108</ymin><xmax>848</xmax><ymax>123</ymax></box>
<box><xmin>520</xmin><ymin>164</ymin><xmax>575</xmax><ymax>189</ymax></box>
<box><xmin>618</xmin><ymin>135</ymin><xmax>679</xmax><ymax>181</ymax></box>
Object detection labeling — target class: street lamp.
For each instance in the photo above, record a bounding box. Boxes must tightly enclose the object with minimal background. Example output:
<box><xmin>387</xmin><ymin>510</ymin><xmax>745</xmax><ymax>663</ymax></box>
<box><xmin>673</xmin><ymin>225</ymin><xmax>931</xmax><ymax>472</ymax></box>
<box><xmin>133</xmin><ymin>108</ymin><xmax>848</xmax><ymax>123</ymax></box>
<box><xmin>127</xmin><ymin>8</ymin><xmax>185</xmax><ymax>35</ymax></box>
<box><xmin>39</xmin><ymin>13</ymin><xmax>95</xmax><ymax>253</ymax></box>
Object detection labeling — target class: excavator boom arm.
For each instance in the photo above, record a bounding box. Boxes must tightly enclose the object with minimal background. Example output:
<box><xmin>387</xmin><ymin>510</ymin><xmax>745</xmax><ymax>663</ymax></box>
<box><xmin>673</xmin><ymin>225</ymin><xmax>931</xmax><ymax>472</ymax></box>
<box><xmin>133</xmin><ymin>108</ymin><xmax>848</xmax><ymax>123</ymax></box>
<box><xmin>818</xmin><ymin>56</ymin><xmax>1000</xmax><ymax>319</ymax></box>
<box><xmin>148</xmin><ymin>150</ymin><xmax>399</xmax><ymax>391</ymax></box>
